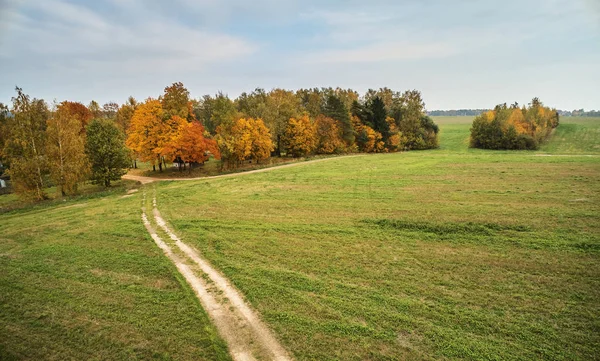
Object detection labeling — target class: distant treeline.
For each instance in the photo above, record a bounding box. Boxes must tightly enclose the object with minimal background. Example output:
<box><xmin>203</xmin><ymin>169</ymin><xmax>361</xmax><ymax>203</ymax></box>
<box><xmin>430</xmin><ymin>109</ymin><xmax>600</xmax><ymax>117</ymax></box>
<box><xmin>557</xmin><ymin>109</ymin><xmax>600</xmax><ymax>117</ymax></box>
<box><xmin>428</xmin><ymin>109</ymin><xmax>489</xmax><ymax>116</ymax></box>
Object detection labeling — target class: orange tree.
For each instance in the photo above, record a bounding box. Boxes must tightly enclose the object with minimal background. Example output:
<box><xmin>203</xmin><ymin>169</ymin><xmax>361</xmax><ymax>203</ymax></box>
<box><xmin>163</xmin><ymin>120</ymin><xmax>220</xmax><ymax>172</ymax></box>
<box><xmin>315</xmin><ymin>114</ymin><xmax>344</xmax><ymax>154</ymax></box>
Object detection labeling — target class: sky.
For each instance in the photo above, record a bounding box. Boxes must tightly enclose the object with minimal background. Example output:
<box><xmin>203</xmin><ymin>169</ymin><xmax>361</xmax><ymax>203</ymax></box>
<box><xmin>0</xmin><ymin>0</ymin><xmax>599</xmax><ymax>110</ymax></box>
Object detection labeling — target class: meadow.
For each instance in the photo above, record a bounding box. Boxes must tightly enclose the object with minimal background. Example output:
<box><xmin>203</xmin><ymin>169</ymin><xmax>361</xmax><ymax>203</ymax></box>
<box><xmin>1</xmin><ymin>117</ymin><xmax>599</xmax><ymax>360</ymax></box>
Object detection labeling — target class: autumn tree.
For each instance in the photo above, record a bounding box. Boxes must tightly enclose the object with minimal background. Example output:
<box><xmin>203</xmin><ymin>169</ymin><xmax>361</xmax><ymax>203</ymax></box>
<box><xmin>3</xmin><ymin>87</ymin><xmax>49</xmax><ymax>200</ymax></box>
<box><xmin>163</xmin><ymin>121</ymin><xmax>220</xmax><ymax>172</ymax></box>
<box><xmin>315</xmin><ymin>115</ymin><xmax>344</xmax><ymax>154</ymax></box>
<box><xmin>126</xmin><ymin>99</ymin><xmax>185</xmax><ymax>171</ymax></box>
<box><xmin>59</xmin><ymin>101</ymin><xmax>93</xmax><ymax>134</ymax></box>
<box><xmin>283</xmin><ymin>114</ymin><xmax>317</xmax><ymax>157</ymax></box>
<box><xmin>46</xmin><ymin>102</ymin><xmax>89</xmax><ymax>196</ymax></box>
<box><xmin>216</xmin><ymin>117</ymin><xmax>273</xmax><ymax>168</ymax></box>
<box><xmin>86</xmin><ymin>119</ymin><xmax>130</xmax><ymax>187</ymax></box>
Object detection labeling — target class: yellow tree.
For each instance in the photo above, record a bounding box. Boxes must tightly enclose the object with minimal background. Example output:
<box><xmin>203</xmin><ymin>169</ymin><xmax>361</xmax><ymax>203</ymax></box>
<box><xmin>216</xmin><ymin>117</ymin><xmax>273</xmax><ymax>168</ymax></box>
<box><xmin>126</xmin><ymin>99</ymin><xmax>185</xmax><ymax>171</ymax></box>
<box><xmin>248</xmin><ymin>118</ymin><xmax>274</xmax><ymax>163</ymax></box>
<box><xmin>3</xmin><ymin>88</ymin><xmax>49</xmax><ymax>200</ymax></box>
<box><xmin>315</xmin><ymin>114</ymin><xmax>344</xmax><ymax>154</ymax></box>
<box><xmin>46</xmin><ymin>102</ymin><xmax>89</xmax><ymax>196</ymax></box>
<box><xmin>283</xmin><ymin>114</ymin><xmax>317</xmax><ymax>157</ymax></box>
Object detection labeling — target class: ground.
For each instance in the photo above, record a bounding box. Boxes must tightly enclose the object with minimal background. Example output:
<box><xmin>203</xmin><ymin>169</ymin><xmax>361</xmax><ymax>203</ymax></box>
<box><xmin>1</xmin><ymin>117</ymin><xmax>599</xmax><ymax>360</ymax></box>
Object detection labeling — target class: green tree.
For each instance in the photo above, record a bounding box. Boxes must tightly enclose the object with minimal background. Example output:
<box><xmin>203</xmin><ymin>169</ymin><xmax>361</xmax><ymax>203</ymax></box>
<box><xmin>162</xmin><ymin>82</ymin><xmax>191</xmax><ymax>121</ymax></box>
<box><xmin>85</xmin><ymin>119</ymin><xmax>130</xmax><ymax>187</ymax></box>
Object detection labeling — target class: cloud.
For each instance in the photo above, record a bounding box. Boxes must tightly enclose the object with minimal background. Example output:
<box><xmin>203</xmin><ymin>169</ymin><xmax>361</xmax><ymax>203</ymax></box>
<box><xmin>0</xmin><ymin>0</ymin><xmax>257</xmax><ymax>74</ymax></box>
<box><xmin>302</xmin><ymin>41</ymin><xmax>457</xmax><ymax>64</ymax></box>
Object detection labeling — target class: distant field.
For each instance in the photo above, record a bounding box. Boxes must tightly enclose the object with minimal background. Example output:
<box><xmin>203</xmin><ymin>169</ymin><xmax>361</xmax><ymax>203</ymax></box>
<box><xmin>1</xmin><ymin>117</ymin><xmax>599</xmax><ymax>360</ymax></box>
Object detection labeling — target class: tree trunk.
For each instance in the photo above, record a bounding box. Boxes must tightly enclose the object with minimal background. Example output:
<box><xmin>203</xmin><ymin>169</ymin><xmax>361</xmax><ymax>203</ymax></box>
<box><xmin>153</xmin><ymin>164</ymin><xmax>156</xmax><ymax>172</ymax></box>
<box><xmin>188</xmin><ymin>162</ymin><xmax>192</xmax><ymax>174</ymax></box>
<box><xmin>158</xmin><ymin>162</ymin><xmax>162</xmax><ymax>172</ymax></box>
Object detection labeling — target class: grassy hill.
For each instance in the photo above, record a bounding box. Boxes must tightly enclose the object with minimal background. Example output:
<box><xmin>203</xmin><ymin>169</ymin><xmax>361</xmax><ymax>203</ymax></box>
<box><xmin>1</xmin><ymin>117</ymin><xmax>599</xmax><ymax>360</ymax></box>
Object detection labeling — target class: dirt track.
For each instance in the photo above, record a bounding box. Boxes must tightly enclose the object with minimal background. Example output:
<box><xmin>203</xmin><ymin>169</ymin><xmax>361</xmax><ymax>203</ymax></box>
<box><xmin>123</xmin><ymin>155</ymin><xmax>364</xmax><ymax>184</ymax></box>
<box><xmin>141</xmin><ymin>190</ymin><xmax>293</xmax><ymax>361</ymax></box>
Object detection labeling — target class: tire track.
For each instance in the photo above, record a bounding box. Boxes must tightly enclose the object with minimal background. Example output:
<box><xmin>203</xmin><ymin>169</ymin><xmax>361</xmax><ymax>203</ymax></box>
<box><xmin>141</xmin><ymin>191</ymin><xmax>293</xmax><ymax>361</ymax></box>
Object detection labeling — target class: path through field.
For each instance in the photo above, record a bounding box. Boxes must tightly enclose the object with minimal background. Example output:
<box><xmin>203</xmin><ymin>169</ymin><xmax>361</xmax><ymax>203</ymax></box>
<box><xmin>141</xmin><ymin>190</ymin><xmax>293</xmax><ymax>361</ymax></box>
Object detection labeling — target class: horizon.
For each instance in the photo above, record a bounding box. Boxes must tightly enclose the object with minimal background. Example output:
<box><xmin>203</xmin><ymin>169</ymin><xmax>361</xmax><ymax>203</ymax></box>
<box><xmin>1</xmin><ymin>0</ymin><xmax>599</xmax><ymax>110</ymax></box>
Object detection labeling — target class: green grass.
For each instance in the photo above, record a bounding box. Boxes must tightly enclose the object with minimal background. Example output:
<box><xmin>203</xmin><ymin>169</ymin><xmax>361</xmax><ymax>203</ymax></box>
<box><xmin>0</xmin><ymin>117</ymin><xmax>598</xmax><ymax>360</ymax></box>
<box><xmin>152</xmin><ymin>117</ymin><xmax>600</xmax><ymax>360</ymax></box>
<box><xmin>0</xmin><ymin>188</ymin><xmax>231</xmax><ymax>360</ymax></box>
<box><xmin>540</xmin><ymin>117</ymin><xmax>600</xmax><ymax>154</ymax></box>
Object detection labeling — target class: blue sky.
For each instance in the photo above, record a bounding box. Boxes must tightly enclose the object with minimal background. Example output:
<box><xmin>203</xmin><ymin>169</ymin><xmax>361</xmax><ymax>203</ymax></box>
<box><xmin>0</xmin><ymin>0</ymin><xmax>599</xmax><ymax>110</ymax></box>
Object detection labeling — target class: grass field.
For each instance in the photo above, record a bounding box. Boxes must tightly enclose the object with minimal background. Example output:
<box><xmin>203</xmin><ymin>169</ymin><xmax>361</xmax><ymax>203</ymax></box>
<box><xmin>0</xmin><ymin>187</ymin><xmax>232</xmax><ymax>360</ymax></box>
<box><xmin>1</xmin><ymin>117</ymin><xmax>599</xmax><ymax>360</ymax></box>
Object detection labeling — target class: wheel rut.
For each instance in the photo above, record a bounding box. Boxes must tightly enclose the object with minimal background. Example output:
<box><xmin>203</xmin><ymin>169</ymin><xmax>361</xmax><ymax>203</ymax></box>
<box><xmin>141</xmin><ymin>190</ymin><xmax>293</xmax><ymax>361</ymax></box>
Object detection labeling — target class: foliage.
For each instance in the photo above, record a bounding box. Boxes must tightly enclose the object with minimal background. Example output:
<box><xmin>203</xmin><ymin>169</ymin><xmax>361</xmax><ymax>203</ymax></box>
<box><xmin>46</xmin><ymin>102</ymin><xmax>89</xmax><ymax>195</ymax></box>
<box><xmin>3</xmin><ymin>87</ymin><xmax>49</xmax><ymax>200</ymax></box>
<box><xmin>216</xmin><ymin>117</ymin><xmax>273</xmax><ymax>168</ymax></box>
<box><xmin>264</xmin><ymin>89</ymin><xmax>300</xmax><ymax>155</ymax></box>
<box><xmin>85</xmin><ymin>119</ymin><xmax>130</xmax><ymax>187</ymax></box>
<box><xmin>87</xmin><ymin>100</ymin><xmax>102</xmax><ymax>119</ymax></box>
<box><xmin>126</xmin><ymin>99</ymin><xmax>186</xmax><ymax>170</ymax></box>
<box><xmin>60</xmin><ymin>101</ymin><xmax>93</xmax><ymax>134</ymax></box>
<box><xmin>315</xmin><ymin>115</ymin><xmax>345</xmax><ymax>154</ymax></box>
<box><xmin>115</xmin><ymin>96</ymin><xmax>137</xmax><ymax>133</ymax></box>
<box><xmin>283</xmin><ymin>114</ymin><xmax>318</xmax><ymax>157</ymax></box>
<box><xmin>470</xmin><ymin>99</ymin><xmax>559</xmax><ymax>150</ymax></box>
<box><xmin>352</xmin><ymin>116</ymin><xmax>385</xmax><ymax>153</ymax></box>
<box><xmin>162</xmin><ymin>82</ymin><xmax>192</xmax><ymax>121</ymax></box>
<box><xmin>163</xmin><ymin>120</ymin><xmax>220</xmax><ymax>170</ymax></box>
<box><xmin>197</xmin><ymin>92</ymin><xmax>238</xmax><ymax>134</ymax></box>
<box><xmin>322</xmin><ymin>94</ymin><xmax>355</xmax><ymax>146</ymax></box>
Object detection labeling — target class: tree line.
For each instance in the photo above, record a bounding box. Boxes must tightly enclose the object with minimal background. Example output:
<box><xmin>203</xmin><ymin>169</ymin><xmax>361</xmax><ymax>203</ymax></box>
<box><xmin>470</xmin><ymin>98</ymin><xmax>559</xmax><ymax>150</ymax></box>
<box><xmin>0</xmin><ymin>88</ymin><xmax>130</xmax><ymax>200</ymax></box>
<box><xmin>0</xmin><ymin>84</ymin><xmax>439</xmax><ymax>200</ymax></box>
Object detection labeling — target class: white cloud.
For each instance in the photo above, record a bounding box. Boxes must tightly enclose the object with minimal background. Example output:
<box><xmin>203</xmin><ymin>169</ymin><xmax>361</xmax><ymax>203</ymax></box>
<box><xmin>302</xmin><ymin>41</ymin><xmax>457</xmax><ymax>64</ymax></box>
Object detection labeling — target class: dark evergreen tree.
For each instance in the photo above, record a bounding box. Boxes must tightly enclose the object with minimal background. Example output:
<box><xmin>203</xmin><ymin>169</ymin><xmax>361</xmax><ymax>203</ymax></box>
<box><xmin>368</xmin><ymin>97</ymin><xmax>390</xmax><ymax>141</ymax></box>
<box><xmin>323</xmin><ymin>94</ymin><xmax>355</xmax><ymax>145</ymax></box>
